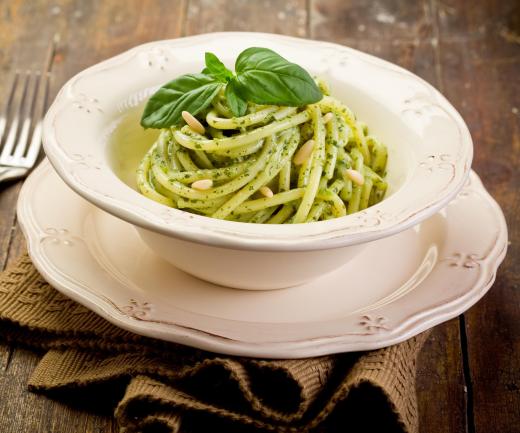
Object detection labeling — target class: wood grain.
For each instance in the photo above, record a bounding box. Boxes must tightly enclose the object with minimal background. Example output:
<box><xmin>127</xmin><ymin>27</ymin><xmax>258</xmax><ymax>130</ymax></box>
<box><xmin>0</xmin><ymin>347</ymin><xmax>118</xmax><ymax>433</ymax></box>
<box><xmin>0</xmin><ymin>2</ymin><xmax>63</xmax><ymax>426</ymax></box>
<box><xmin>310</xmin><ymin>0</ymin><xmax>436</xmax><ymax>81</ymax></box>
<box><xmin>185</xmin><ymin>0</ymin><xmax>307</xmax><ymax>36</ymax></box>
<box><xmin>0</xmin><ymin>0</ymin><xmax>518</xmax><ymax>432</ymax></box>
<box><xmin>431</xmin><ymin>1</ymin><xmax>520</xmax><ymax>432</ymax></box>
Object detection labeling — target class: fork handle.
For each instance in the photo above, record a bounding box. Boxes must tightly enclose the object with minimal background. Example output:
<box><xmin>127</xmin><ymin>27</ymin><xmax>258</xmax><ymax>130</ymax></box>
<box><xmin>0</xmin><ymin>166</ymin><xmax>28</xmax><ymax>184</ymax></box>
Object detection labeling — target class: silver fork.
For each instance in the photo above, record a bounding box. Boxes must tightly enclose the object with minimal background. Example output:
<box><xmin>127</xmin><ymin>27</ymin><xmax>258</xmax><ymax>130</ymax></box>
<box><xmin>0</xmin><ymin>39</ymin><xmax>55</xmax><ymax>184</ymax></box>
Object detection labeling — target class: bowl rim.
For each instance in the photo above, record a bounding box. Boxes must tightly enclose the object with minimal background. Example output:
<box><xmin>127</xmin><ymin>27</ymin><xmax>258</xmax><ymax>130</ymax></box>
<box><xmin>42</xmin><ymin>32</ymin><xmax>473</xmax><ymax>252</ymax></box>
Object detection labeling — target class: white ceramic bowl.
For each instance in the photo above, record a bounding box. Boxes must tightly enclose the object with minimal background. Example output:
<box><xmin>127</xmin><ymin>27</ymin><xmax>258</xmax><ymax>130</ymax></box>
<box><xmin>42</xmin><ymin>32</ymin><xmax>472</xmax><ymax>290</ymax></box>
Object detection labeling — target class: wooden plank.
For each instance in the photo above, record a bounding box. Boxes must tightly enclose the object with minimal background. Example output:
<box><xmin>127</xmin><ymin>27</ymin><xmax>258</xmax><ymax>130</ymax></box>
<box><xmin>5</xmin><ymin>223</ymin><xmax>25</xmax><ymax>268</ymax></box>
<box><xmin>310</xmin><ymin>2</ymin><xmax>467</xmax><ymax>432</ymax></box>
<box><xmin>0</xmin><ymin>0</ymin><xmax>62</xmax><ymax>270</ymax></box>
<box><xmin>431</xmin><ymin>1</ymin><xmax>520</xmax><ymax>432</ymax></box>
<box><xmin>309</xmin><ymin>0</ymin><xmax>438</xmax><ymax>83</ymax></box>
<box><xmin>416</xmin><ymin>323</ymin><xmax>467</xmax><ymax>433</ymax></box>
<box><xmin>0</xmin><ymin>348</ymin><xmax>117</xmax><ymax>433</ymax></box>
<box><xmin>0</xmin><ymin>0</ymin><xmax>62</xmax><ymax>410</ymax></box>
<box><xmin>0</xmin><ymin>183</ymin><xmax>19</xmax><ymax>269</ymax></box>
<box><xmin>310</xmin><ymin>0</ymin><xmax>433</xmax><ymax>42</ymax></box>
<box><xmin>44</xmin><ymin>0</ymin><xmax>188</xmax><ymax>89</ymax></box>
<box><xmin>185</xmin><ymin>0</ymin><xmax>307</xmax><ymax>36</ymax></box>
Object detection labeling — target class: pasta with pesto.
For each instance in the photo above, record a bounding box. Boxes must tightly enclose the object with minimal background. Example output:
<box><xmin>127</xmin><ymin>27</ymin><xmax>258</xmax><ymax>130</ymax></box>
<box><xmin>137</xmin><ymin>80</ymin><xmax>388</xmax><ymax>224</ymax></box>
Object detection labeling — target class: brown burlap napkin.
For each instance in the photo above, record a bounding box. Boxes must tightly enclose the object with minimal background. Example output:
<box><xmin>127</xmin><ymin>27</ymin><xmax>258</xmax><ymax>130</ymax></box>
<box><xmin>0</xmin><ymin>254</ymin><xmax>430</xmax><ymax>433</ymax></box>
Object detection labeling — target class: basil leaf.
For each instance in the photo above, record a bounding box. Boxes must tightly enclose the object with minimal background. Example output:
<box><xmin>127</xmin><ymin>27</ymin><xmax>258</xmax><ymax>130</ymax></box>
<box><xmin>141</xmin><ymin>73</ymin><xmax>222</xmax><ymax>128</ymax></box>
<box><xmin>204</xmin><ymin>52</ymin><xmax>234</xmax><ymax>83</ymax></box>
<box><xmin>225</xmin><ymin>79</ymin><xmax>248</xmax><ymax>117</ymax></box>
<box><xmin>234</xmin><ymin>47</ymin><xmax>322</xmax><ymax>106</ymax></box>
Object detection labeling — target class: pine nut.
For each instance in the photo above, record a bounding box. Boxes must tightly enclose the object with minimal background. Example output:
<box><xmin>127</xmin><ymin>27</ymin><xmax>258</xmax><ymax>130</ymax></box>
<box><xmin>345</xmin><ymin>169</ymin><xmax>365</xmax><ymax>186</ymax></box>
<box><xmin>293</xmin><ymin>139</ymin><xmax>315</xmax><ymax>165</ymax></box>
<box><xmin>259</xmin><ymin>186</ymin><xmax>274</xmax><ymax>198</ymax></box>
<box><xmin>191</xmin><ymin>179</ymin><xmax>213</xmax><ymax>190</ymax></box>
<box><xmin>323</xmin><ymin>112</ymin><xmax>334</xmax><ymax>124</ymax></box>
<box><xmin>182</xmin><ymin>111</ymin><xmax>205</xmax><ymax>135</ymax></box>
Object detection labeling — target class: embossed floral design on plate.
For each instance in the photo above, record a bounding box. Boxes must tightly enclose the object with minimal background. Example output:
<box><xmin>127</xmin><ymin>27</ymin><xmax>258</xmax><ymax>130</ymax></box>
<box><xmin>419</xmin><ymin>154</ymin><xmax>454</xmax><ymax>173</ymax></box>
<box><xmin>139</xmin><ymin>46</ymin><xmax>174</xmax><ymax>70</ymax></box>
<box><xmin>121</xmin><ymin>299</ymin><xmax>152</xmax><ymax>319</ymax></box>
<box><xmin>41</xmin><ymin>228</ymin><xmax>81</xmax><ymax>247</ymax></box>
<box><xmin>71</xmin><ymin>93</ymin><xmax>103</xmax><ymax>114</ymax></box>
<box><xmin>359</xmin><ymin>315</ymin><xmax>389</xmax><ymax>334</ymax></box>
<box><xmin>442</xmin><ymin>253</ymin><xmax>484</xmax><ymax>269</ymax></box>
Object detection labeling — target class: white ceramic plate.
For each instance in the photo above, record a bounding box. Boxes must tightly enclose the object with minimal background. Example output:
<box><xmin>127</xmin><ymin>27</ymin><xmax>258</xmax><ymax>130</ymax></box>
<box><xmin>18</xmin><ymin>161</ymin><xmax>507</xmax><ymax>358</ymax></box>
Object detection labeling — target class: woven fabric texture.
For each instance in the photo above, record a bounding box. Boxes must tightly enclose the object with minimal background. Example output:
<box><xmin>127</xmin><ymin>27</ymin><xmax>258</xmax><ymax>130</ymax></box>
<box><xmin>0</xmin><ymin>254</ymin><xmax>430</xmax><ymax>433</ymax></box>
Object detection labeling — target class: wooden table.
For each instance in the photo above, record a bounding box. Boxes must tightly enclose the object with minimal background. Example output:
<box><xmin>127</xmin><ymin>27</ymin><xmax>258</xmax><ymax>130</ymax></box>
<box><xmin>0</xmin><ymin>1</ymin><xmax>518</xmax><ymax>431</ymax></box>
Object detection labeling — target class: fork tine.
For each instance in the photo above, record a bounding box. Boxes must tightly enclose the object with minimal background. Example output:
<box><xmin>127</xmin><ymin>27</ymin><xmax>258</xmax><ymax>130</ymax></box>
<box><xmin>25</xmin><ymin>122</ymin><xmax>43</xmax><ymax>167</ymax></box>
<box><xmin>23</xmin><ymin>36</ymin><xmax>56</xmax><ymax>168</ymax></box>
<box><xmin>13</xmin><ymin>72</ymin><xmax>41</xmax><ymax>159</ymax></box>
<box><xmin>0</xmin><ymin>36</ymin><xmax>57</xmax><ymax>171</ymax></box>
<box><xmin>0</xmin><ymin>71</ymin><xmax>30</xmax><ymax>162</ymax></box>
<box><xmin>0</xmin><ymin>72</ymin><xmax>21</xmax><ymax>150</ymax></box>
<box><xmin>25</xmin><ymin>71</ymin><xmax>50</xmax><ymax>167</ymax></box>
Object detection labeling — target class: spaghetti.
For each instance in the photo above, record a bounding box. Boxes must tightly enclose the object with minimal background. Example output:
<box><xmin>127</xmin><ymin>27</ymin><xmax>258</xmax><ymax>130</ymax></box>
<box><xmin>137</xmin><ymin>82</ymin><xmax>388</xmax><ymax>224</ymax></box>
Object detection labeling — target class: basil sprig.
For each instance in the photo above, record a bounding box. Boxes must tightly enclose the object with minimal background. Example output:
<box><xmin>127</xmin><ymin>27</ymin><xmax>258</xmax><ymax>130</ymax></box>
<box><xmin>225</xmin><ymin>79</ymin><xmax>248</xmax><ymax>117</ymax></box>
<box><xmin>233</xmin><ymin>48</ymin><xmax>322</xmax><ymax>106</ymax></box>
<box><xmin>140</xmin><ymin>74</ymin><xmax>222</xmax><ymax>129</ymax></box>
<box><xmin>202</xmin><ymin>52</ymin><xmax>234</xmax><ymax>83</ymax></box>
<box><xmin>141</xmin><ymin>47</ymin><xmax>322</xmax><ymax>129</ymax></box>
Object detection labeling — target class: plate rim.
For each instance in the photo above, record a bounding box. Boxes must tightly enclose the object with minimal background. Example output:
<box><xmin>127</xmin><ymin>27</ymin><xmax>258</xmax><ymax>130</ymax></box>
<box><xmin>17</xmin><ymin>161</ymin><xmax>507</xmax><ymax>358</ymax></box>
